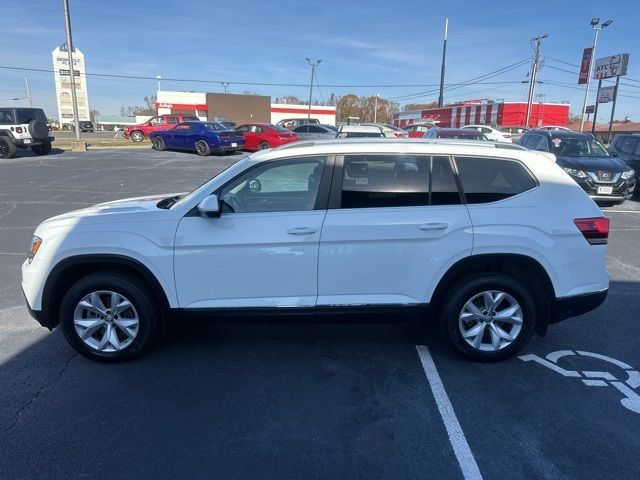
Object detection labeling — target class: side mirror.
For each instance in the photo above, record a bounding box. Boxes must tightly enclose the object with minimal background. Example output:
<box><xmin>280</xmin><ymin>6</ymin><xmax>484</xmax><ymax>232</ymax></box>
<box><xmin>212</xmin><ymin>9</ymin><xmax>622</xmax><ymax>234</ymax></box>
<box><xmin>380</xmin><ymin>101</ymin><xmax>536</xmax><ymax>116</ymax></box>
<box><xmin>197</xmin><ymin>194</ymin><xmax>220</xmax><ymax>218</ymax></box>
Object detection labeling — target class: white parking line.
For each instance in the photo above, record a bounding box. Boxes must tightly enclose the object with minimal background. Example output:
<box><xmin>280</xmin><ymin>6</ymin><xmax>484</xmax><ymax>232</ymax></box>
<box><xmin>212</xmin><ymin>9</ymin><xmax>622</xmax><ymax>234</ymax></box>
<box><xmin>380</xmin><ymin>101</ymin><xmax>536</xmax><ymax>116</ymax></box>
<box><xmin>416</xmin><ymin>346</ymin><xmax>483</xmax><ymax>480</ymax></box>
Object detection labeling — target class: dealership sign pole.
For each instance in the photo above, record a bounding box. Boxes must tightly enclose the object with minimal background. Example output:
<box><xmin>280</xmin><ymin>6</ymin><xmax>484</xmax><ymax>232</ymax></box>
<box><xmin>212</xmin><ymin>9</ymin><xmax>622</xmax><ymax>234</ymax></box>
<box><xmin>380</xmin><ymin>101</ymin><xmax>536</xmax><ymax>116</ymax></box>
<box><xmin>592</xmin><ymin>53</ymin><xmax>630</xmax><ymax>142</ymax></box>
<box><xmin>606</xmin><ymin>77</ymin><xmax>620</xmax><ymax>143</ymax></box>
<box><xmin>591</xmin><ymin>79</ymin><xmax>602</xmax><ymax>134</ymax></box>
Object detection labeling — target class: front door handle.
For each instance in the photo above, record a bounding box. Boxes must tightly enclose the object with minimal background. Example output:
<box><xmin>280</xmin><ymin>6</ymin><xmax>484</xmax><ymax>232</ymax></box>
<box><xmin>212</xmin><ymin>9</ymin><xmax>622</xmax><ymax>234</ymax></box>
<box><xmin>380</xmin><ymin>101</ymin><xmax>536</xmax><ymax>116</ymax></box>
<box><xmin>418</xmin><ymin>223</ymin><xmax>449</xmax><ymax>231</ymax></box>
<box><xmin>287</xmin><ymin>227</ymin><xmax>317</xmax><ymax>235</ymax></box>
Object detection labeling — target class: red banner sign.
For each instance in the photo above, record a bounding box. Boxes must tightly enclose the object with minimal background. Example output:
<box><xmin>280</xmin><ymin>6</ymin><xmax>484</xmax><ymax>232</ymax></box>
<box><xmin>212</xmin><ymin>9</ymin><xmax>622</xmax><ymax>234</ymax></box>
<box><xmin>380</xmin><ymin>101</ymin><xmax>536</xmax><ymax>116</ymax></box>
<box><xmin>578</xmin><ymin>47</ymin><xmax>593</xmax><ymax>85</ymax></box>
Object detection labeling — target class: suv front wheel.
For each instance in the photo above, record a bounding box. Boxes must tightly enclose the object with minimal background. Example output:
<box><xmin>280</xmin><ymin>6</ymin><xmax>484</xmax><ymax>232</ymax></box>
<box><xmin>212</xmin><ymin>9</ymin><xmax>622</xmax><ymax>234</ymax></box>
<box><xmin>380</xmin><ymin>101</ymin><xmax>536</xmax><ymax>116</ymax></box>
<box><xmin>59</xmin><ymin>271</ymin><xmax>158</xmax><ymax>362</ymax></box>
<box><xmin>440</xmin><ymin>274</ymin><xmax>537</xmax><ymax>361</ymax></box>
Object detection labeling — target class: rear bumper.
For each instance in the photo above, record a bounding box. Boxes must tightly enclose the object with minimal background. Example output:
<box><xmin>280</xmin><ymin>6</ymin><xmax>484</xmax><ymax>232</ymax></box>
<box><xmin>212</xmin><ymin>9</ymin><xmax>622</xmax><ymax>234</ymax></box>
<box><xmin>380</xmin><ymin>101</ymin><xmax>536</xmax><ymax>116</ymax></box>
<box><xmin>550</xmin><ymin>289</ymin><xmax>608</xmax><ymax>324</ymax></box>
<box><xmin>14</xmin><ymin>136</ymin><xmax>55</xmax><ymax>147</ymax></box>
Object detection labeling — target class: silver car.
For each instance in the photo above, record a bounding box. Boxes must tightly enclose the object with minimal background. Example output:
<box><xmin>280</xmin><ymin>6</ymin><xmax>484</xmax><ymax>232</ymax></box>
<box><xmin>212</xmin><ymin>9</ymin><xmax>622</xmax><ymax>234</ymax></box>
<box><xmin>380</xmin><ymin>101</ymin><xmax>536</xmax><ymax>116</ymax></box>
<box><xmin>360</xmin><ymin>123</ymin><xmax>408</xmax><ymax>138</ymax></box>
<box><xmin>291</xmin><ymin>124</ymin><xmax>338</xmax><ymax>140</ymax></box>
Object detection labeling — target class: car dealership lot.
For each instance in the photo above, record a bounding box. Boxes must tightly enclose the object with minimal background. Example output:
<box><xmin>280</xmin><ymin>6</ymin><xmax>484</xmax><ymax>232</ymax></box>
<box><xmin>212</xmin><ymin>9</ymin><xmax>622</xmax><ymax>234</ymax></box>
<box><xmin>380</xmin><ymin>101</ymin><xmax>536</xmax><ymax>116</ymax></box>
<box><xmin>1</xmin><ymin>148</ymin><xmax>639</xmax><ymax>479</ymax></box>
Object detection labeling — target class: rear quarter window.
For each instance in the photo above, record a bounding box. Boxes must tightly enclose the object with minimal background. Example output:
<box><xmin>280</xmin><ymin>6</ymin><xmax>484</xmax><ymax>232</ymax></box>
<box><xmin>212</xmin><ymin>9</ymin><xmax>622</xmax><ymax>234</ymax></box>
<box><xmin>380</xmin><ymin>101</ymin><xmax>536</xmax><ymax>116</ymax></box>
<box><xmin>454</xmin><ymin>156</ymin><xmax>537</xmax><ymax>204</ymax></box>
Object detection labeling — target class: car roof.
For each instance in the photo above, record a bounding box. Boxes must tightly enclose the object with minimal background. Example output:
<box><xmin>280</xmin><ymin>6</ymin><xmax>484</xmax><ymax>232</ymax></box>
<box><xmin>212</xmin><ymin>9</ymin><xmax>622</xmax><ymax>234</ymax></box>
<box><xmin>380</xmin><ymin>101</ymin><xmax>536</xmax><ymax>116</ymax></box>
<box><xmin>533</xmin><ymin>130</ymin><xmax>592</xmax><ymax>140</ymax></box>
<box><xmin>238</xmin><ymin>123</ymin><xmax>271</xmax><ymax>127</ymax></box>
<box><xmin>435</xmin><ymin>128</ymin><xmax>482</xmax><ymax>134</ymax></box>
<box><xmin>339</xmin><ymin>125</ymin><xmax>383</xmax><ymax>133</ymax></box>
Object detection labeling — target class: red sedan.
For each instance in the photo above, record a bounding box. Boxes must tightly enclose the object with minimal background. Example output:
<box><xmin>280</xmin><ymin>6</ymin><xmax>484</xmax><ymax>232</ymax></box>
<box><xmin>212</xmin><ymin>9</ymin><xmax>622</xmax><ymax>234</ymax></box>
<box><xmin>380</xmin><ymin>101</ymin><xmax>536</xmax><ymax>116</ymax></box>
<box><xmin>404</xmin><ymin>123</ymin><xmax>436</xmax><ymax>138</ymax></box>
<box><xmin>235</xmin><ymin>123</ymin><xmax>298</xmax><ymax>151</ymax></box>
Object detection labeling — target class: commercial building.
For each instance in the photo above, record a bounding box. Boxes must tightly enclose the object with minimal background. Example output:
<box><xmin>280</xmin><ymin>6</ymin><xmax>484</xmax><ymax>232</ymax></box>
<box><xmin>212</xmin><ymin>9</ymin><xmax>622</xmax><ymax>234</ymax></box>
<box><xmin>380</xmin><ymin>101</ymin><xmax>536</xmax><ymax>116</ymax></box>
<box><xmin>155</xmin><ymin>91</ymin><xmax>336</xmax><ymax>125</ymax></box>
<box><xmin>393</xmin><ymin>99</ymin><xmax>570</xmax><ymax>129</ymax></box>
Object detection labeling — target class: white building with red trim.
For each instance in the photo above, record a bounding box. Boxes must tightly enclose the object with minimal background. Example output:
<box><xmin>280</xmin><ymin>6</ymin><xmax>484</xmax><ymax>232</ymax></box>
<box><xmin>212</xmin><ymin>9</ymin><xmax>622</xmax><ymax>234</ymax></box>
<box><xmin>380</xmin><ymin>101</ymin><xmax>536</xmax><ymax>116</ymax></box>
<box><xmin>155</xmin><ymin>91</ymin><xmax>336</xmax><ymax>124</ymax></box>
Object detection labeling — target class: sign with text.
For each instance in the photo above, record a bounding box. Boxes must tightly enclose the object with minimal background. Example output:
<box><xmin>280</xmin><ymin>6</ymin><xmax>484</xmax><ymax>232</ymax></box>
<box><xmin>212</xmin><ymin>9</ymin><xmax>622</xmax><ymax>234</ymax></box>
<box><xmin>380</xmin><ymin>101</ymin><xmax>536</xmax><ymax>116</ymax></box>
<box><xmin>52</xmin><ymin>44</ymin><xmax>91</xmax><ymax>124</ymax></box>
<box><xmin>578</xmin><ymin>47</ymin><xmax>593</xmax><ymax>84</ymax></box>
<box><xmin>594</xmin><ymin>54</ymin><xmax>630</xmax><ymax>79</ymax></box>
<box><xmin>597</xmin><ymin>86</ymin><xmax>616</xmax><ymax>103</ymax></box>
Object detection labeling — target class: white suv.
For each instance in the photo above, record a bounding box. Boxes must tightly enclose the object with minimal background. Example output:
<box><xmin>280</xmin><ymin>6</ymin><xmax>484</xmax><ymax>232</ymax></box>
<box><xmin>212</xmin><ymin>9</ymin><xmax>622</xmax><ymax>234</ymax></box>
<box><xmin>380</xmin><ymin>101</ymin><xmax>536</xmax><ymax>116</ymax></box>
<box><xmin>22</xmin><ymin>139</ymin><xmax>610</xmax><ymax>362</ymax></box>
<box><xmin>0</xmin><ymin>107</ymin><xmax>54</xmax><ymax>158</ymax></box>
<box><xmin>462</xmin><ymin>125</ymin><xmax>513</xmax><ymax>143</ymax></box>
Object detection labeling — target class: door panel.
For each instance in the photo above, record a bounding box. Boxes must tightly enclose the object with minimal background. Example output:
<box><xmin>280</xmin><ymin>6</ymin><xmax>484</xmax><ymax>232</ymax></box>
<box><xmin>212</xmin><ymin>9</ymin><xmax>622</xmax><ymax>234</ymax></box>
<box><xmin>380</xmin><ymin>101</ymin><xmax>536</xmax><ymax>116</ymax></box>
<box><xmin>174</xmin><ymin>211</ymin><xmax>325</xmax><ymax>308</ymax></box>
<box><xmin>318</xmin><ymin>154</ymin><xmax>473</xmax><ymax>306</ymax></box>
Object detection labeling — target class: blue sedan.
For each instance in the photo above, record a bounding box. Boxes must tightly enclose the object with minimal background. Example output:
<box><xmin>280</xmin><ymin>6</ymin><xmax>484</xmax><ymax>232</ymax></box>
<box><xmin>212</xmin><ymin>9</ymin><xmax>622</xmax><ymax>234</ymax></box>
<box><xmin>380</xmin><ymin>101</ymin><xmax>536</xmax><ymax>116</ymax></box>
<box><xmin>150</xmin><ymin>121</ymin><xmax>245</xmax><ymax>156</ymax></box>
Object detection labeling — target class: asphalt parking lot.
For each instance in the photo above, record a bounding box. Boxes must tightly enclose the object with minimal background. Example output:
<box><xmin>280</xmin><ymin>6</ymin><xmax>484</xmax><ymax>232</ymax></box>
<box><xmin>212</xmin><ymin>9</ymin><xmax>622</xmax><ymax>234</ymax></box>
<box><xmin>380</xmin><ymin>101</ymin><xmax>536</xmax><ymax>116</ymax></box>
<box><xmin>1</xmin><ymin>147</ymin><xmax>639</xmax><ymax>479</ymax></box>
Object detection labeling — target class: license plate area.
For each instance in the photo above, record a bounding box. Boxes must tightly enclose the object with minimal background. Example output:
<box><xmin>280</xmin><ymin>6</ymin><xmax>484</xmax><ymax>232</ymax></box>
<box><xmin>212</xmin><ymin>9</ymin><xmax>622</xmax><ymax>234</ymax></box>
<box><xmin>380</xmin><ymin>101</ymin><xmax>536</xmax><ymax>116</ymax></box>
<box><xmin>597</xmin><ymin>186</ymin><xmax>613</xmax><ymax>195</ymax></box>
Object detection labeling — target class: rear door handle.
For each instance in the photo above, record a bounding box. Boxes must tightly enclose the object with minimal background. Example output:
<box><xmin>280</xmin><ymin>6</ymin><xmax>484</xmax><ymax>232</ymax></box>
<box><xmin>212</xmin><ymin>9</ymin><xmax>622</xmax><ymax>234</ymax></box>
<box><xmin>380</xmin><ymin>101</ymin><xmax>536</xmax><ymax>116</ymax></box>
<box><xmin>418</xmin><ymin>223</ymin><xmax>449</xmax><ymax>231</ymax></box>
<box><xmin>287</xmin><ymin>227</ymin><xmax>317</xmax><ymax>235</ymax></box>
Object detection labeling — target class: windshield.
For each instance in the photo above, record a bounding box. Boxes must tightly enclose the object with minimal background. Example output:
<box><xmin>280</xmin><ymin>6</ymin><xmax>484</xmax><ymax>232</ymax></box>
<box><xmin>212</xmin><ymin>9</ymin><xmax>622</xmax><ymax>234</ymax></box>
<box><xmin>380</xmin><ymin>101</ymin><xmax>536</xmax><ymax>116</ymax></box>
<box><xmin>550</xmin><ymin>137</ymin><xmax>609</xmax><ymax>157</ymax></box>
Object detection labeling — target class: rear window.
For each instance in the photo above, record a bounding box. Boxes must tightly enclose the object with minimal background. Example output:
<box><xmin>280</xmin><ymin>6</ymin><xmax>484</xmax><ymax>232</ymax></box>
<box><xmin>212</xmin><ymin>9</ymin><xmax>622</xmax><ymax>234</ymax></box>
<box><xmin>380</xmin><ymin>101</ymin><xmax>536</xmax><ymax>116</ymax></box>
<box><xmin>182</xmin><ymin>116</ymin><xmax>199</xmax><ymax>122</ymax></box>
<box><xmin>15</xmin><ymin>108</ymin><xmax>47</xmax><ymax>124</ymax></box>
<box><xmin>455</xmin><ymin>156</ymin><xmax>537</xmax><ymax>204</ymax></box>
<box><xmin>270</xmin><ymin>124</ymin><xmax>291</xmax><ymax>133</ymax></box>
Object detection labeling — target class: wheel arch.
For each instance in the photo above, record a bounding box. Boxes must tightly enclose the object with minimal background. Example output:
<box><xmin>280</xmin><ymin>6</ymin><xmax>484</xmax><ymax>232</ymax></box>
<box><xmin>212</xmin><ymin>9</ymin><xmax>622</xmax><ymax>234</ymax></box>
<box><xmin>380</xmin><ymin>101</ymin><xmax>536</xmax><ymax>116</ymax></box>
<box><xmin>429</xmin><ymin>253</ymin><xmax>555</xmax><ymax>335</ymax></box>
<box><xmin>42</xmin><ymin>254</ymin><xmax>171</xmax><ymax>330</ymax></box>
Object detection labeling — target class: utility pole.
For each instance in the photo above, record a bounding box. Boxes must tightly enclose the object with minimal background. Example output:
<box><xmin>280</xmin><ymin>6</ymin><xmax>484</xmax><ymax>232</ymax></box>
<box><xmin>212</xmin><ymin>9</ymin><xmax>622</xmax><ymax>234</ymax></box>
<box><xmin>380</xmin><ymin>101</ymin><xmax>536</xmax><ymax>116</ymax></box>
<box><xmin>221</xmin><ymin>82</ymin><xmax>230</xmax><ymax>94</ymax></box>
<box><xmin>525</xmin><ymin>34</ymin><xmax>547</xmax><ymax>129</ymax></box>
<box><xmin>156</xmin><ymin>75</ymin><xmax>162</xmax><ymax>92</ymax></box>
<box><xmin>438</xmin><ymin>18</ymin><xmax>448</xmax><ymax>108</ymax></box>
<box><xmin>24</xmin><ymin>77</ymin><xmax>33</xmax><ymax>107</ymax></box>
<box><xmin>580</xmin><ymin>18</ymin><xmax>613</xmax><ymax>132</ymax></box>
<box><xmin>62</xmin><ymin>0</ymin><xmax>84</xmax><ymax>148</ymax></box>
<box><xmin>305</xmin><ymin>58</ymin><xmax>321</xmax><ymax>121</ymax></box>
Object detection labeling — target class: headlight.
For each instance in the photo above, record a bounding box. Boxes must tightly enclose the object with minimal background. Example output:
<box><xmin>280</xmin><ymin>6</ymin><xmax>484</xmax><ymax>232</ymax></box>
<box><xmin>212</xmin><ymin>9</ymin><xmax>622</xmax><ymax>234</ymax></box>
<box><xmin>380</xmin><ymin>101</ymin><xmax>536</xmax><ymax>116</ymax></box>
<box><xmin>563</xmin><ymin>168</ymin><xmax>587</xmax><ymax>178</ymax></box>
<box><xmin>621</xmin><ymin>169</ymin><xmax>635</xmax><ymax>180</ymax></box>
<box><xmin>28</xmin><ymin>236</ymin><xmax>42</xmax><ymax>261</ymax></box>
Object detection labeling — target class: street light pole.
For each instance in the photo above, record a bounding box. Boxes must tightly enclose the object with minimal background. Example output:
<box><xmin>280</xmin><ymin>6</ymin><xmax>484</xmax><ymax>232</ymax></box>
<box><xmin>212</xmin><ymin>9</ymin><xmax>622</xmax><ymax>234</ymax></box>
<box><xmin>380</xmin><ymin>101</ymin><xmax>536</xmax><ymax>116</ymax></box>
<box><xmin>437</xmin><ymin>18</ymin><xmax>448</xmax><ymax>108</ymax></box>
<box><xmin>62</xmin><ymin>0</ymin><xmax>81</xmax><ymax>142</ymax></box>
<box><xmin>305</xmin><ymin>58</ymin><xmax>321</xmax><ymax>121</ymax></box>
<box><xmin>221</xmin><ymin>82</ymin><xmax>230</xmax><ymax>94</ymax></box>
<box><xmin>579</xmin><ymin>18</ymin><xmax>612</xmax><ymax>132</ymax></box>
<box><xmin>156</xmin><ymin>75</ymin><xmax>161</xmax><ymax>92</ymax></box>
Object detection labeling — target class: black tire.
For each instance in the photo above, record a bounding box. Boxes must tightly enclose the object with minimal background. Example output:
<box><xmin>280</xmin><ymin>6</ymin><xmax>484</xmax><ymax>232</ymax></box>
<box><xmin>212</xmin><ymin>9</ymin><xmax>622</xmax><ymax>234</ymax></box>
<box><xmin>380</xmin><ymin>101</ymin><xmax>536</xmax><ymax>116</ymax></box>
<box><xmin>130</xmin><ymin>131</ymin><xmax>145</xmax><ymax>142</ymax></box>
<box><xmin>31</xmin><ymin>142</ymin><xmax>52</xmax><ymax>156</ymax></box>
<box><xmin>259</xmin><ymin>141</ymin><xmax>270</xmax><ymax>150</ymax></box>
<box><xmin>195</xmin><ymin>139</ymin><xmax>211</xmax><ymax>156</ymax></box>
<box><xmin>29</xmin><ymin>119</ymin><xmax>49</xmax><ymax>140</ymax></box>
<box><xmin>440</xmin><ymin>273</ymin><xmax>537</xmax><ymax>361</ymax></box>
<box><xmin>59</xmin><ymin>271</ymin><xmax>159</xmax><ymax>362</ymax></box>
<box><xmin>0</xmin><ymin>136</ymin><xmax>17</xmax><ymax>159</ymax></box>
<box><xmin>153</xmin><ymin>136</ymin><xmax>166</xmax><ymax>151</ymax></box>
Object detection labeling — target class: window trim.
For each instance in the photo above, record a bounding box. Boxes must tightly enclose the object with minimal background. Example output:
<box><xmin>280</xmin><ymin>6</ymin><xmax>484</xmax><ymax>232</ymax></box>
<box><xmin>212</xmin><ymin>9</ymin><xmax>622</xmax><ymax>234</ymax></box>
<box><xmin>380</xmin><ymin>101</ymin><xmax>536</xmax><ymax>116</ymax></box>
<box><xmin>452</xmin><ymin>154</ymin><xmax>539</xmax><ymax>206</ymax></box>
<box><xmin>210</xmin><ymin>154</ymin><xmax>335</xmax><ymax>214</ymax></box>
<box><xmin>328</xmin><ymin>153</ymin><xmax>463</xmax><ymax>210</ymax></box>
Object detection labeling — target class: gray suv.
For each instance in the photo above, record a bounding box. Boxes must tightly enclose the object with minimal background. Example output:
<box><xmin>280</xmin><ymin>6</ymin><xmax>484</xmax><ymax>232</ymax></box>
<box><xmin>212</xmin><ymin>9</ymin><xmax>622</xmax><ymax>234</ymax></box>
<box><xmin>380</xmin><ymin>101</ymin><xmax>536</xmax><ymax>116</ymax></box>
<box><xmin>0</xmin><ymin>107</ymin><xmax>54</xmax><ymax>159</ymax></box>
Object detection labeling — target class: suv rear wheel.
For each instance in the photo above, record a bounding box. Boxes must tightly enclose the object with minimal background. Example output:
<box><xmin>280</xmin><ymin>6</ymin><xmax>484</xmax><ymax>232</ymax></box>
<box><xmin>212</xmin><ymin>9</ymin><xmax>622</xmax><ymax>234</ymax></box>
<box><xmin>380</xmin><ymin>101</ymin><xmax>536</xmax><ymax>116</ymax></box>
<box><xmin>0</xmin><ymin>136</ymin><xmax>17</xmax><ymax>159</ymax></box>
<box><xmin>59</xmin><ymin>271</ymin><xmax>159</xmax><ymax>362</ymax></box>
<box><xmin>440</xmin><ymin>273</ymin><xmax>537</xmax><ymax>361</ymax></box>
<box><xmin>31</xmin><ymin>142</ymin><xmax>52</xmax><ymax>156</ymax></box>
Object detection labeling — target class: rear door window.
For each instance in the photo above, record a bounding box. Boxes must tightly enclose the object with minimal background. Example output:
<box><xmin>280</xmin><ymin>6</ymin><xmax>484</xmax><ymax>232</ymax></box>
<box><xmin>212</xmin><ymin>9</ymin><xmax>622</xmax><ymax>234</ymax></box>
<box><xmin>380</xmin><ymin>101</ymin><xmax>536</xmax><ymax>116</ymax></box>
<box><xmin>339</xmin><ymin>155</ymin><xmax>461</xmax><ymax>208</ymax></box>
<box><xmin>455</xmin><ymin>156</ymin><xmax>537</xmax><ymax>204</ymax></box>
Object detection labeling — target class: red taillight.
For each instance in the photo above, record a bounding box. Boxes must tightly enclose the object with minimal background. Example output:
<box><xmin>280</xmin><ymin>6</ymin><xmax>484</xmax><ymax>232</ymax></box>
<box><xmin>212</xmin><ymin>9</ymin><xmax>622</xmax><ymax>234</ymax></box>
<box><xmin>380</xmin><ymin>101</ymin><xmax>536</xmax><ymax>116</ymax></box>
<box><xmin>574</xmin><ymin>217</ymin><xmax>609</xmax><ymax>245</ymax></box>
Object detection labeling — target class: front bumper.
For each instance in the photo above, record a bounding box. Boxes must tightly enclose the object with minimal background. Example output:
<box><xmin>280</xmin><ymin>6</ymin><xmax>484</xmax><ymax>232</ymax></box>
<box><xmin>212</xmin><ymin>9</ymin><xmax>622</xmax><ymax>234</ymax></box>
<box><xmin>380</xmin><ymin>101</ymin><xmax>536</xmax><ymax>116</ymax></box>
<box><xmin>23</xmin><ymin>289</ymin><xmax>54</xmax><ymax>330</ymax></box>
<box><xmin>572</xmin><ymin>175</ymin><xmax>636</xmax><ymax>202</ymax></box>
<box><xmin>550</xmin><ymin>289</ymin><xmax>608</xmax><ymax>324</ymax></box>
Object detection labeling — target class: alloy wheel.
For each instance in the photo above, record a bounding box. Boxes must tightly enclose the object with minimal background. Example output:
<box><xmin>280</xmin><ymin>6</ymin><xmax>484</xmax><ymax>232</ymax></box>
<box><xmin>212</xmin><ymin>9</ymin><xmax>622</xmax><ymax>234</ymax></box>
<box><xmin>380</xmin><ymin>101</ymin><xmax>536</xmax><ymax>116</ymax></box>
<box><xmin>73</xmin><ymin>290</ymin><xmax>139</xmax><ymax>352</ymax></box>
<box><xmin>458</xmin><ymin>290</ymin><xmax>523</xmax><ymax>352</ymax></box>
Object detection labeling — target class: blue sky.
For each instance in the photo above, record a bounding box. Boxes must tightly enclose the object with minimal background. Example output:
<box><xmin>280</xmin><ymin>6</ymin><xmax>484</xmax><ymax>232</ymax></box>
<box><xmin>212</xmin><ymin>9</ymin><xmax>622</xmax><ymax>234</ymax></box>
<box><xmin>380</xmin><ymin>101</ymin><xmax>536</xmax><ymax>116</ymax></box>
<box><xmin>2</xmin><ymin>0</ymin><xmax>639</xmax><ymax>122</ymax></box>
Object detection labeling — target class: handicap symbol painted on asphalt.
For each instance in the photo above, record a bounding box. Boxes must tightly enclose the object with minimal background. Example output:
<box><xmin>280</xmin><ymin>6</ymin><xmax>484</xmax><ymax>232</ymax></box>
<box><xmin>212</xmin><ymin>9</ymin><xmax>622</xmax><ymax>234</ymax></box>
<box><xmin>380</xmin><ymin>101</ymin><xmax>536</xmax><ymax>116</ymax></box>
<box><xmin>519</xmin><ymin>350</ymin><xmax>640</xmax><ymax>414</ymax></box>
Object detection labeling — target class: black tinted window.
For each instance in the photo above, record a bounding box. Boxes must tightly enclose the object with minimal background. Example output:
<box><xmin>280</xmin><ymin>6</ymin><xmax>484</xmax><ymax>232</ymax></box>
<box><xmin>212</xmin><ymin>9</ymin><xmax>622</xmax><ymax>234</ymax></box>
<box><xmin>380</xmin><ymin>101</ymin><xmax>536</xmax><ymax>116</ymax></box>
<box><xmin>523</xmin><ymin>135</ymin><xmax>540</xmax><ymax>148</ymax></box>
<box><xmin>0</xmin><ymin>109</ymin><xmax>14</xmax><ymax>125</ymax></box>
<box><xmin>16</xmin><ymin>108</ymin><xmax>47</xmax><ymax>124</ymax></box>
<box><xmin>431</xmin><ymin>157</ymin><xmax>461</xmax><ymax>205</ymax></box>
<box><xmin>617</xmin><ymin>137</ymin><xmax>638</xmax><ymax>154</ymax></box>
<box><xmin>293</xmin><ymin>126</ymin><xmax>308</xmax><ymax>133</ymax></box>
<box><xmin>342</xmin><ymin>155</ymin><xmax>429</xmax><ymax>208</ymax></box>
<box><xmin>455</xmin><ymin>156</ymin><xmax>537</xmax><ymax>204</ymax></box>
